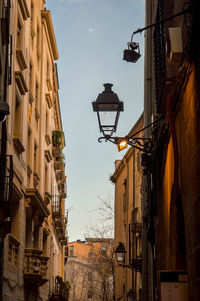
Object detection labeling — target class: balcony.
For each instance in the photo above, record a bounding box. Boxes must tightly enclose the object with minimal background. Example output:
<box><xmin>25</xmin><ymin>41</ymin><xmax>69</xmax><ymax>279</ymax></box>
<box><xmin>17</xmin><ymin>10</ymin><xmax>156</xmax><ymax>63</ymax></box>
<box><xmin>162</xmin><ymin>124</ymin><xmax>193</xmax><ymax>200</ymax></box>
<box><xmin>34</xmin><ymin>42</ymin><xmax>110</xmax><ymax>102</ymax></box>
<box><xmin>54</xmin><ymin>161</ymin><xmax>63</xmax><ymax>171</ymax></box>
<box><xmin>52</xmin><ymin>146</ymin><xmax>62</xmax><ymax>157</ymax></box>
<box><xmin>58</xmin><ymin>233</ymin><xmax>65</xmax><ymax>241</ymax></box>
<box><xmin>24</xmin><ymin>248</ymin><xmax>49</xmax><ymax>286</ymax></box>
<box><xmin>58</xmin><ymin>182</ymin><xmax>66</xmax><ymax>198</ymax></box>
<box><xmin>52</xmin><ymin>130</ymin><xmax>64</xmax><ymax>148</ymax></box>
<box><xmin>56</xmin><ymin>171</ymin><xmax>64</xmax><ymax>182</ymax></box>
<box><xmin>25</xmin><ymin>188</ymin><xmax>50</xmax><ymax>223</ymax></box>
<box><xmin>52</xmin><ymin>195</ymin><xmax>61</xmax><ymax>218</ymax></box>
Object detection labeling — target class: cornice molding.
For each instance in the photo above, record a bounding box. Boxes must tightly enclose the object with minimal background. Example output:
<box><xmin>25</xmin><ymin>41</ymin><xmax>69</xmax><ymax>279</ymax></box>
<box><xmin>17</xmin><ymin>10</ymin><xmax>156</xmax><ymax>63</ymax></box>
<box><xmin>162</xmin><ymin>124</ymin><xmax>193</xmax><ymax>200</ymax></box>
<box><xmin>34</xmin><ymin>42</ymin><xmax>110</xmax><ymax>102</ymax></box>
<box><xmin>41</xmin><ymin>10</ymin><xmax>59</xmax><ymax>60</ymax></box>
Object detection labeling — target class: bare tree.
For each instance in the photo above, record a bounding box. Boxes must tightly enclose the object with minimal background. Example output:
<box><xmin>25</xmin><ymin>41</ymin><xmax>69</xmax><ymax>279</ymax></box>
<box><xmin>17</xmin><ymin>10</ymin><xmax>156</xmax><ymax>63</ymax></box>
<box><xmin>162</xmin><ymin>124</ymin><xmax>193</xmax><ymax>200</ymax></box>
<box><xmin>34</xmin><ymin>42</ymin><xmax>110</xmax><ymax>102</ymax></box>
<box><xmin>66</xmin><ymin>197</ymin><xmax>115</xmax><ymax>301</ymax></box>
<box><xmin>84</xmin><ymin>196</ymin><xmax>115</xmax><ymax>301</ymax></box>
<box><xmin>86</xmin><ymin>239</ymin><xmax>114</xmax><ymax>301</ymax></box>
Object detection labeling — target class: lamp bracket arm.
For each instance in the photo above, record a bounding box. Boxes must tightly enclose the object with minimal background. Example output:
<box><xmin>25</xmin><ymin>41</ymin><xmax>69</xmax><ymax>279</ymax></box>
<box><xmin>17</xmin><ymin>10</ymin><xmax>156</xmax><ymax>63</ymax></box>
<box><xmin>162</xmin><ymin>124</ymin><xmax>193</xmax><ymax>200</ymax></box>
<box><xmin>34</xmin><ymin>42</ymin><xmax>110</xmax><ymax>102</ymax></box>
<box><xmin>129</xmin><ymin>116</ymin><xmax>164</xmax><ymax>139</ymax></box>
<box><xmin>131</xmin><ymin>5</ymin><xmax>192</xmax><ymax>41</ymax></box>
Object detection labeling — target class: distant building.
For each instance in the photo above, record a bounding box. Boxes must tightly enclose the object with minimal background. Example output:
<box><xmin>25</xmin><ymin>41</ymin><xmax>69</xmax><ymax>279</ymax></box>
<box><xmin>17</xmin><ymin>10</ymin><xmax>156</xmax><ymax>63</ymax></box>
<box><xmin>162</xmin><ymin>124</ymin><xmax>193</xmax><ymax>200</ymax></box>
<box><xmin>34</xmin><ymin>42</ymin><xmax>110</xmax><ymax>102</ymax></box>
<box><xmin>65</xmin><ymin>238</ymin><xmax>114</xmax><ymax>301</ymax></box>
<box><xmin>0</xmin><ymin>0</ymin><xmax>68</xmax><ymax>300</ymax></box>
<box><xmin>112</xmin><ymin>114</ymin><xmax>143</xmax><ymax>301</ymax></box>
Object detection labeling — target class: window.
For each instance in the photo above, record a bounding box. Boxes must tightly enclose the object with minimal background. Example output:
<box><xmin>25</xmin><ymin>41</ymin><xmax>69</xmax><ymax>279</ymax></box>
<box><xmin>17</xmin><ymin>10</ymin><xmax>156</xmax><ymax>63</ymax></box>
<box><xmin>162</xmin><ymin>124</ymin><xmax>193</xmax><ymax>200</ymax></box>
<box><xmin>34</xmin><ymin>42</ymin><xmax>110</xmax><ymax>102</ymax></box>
<box><xmin>17</xmin><ymin>18</ymin><xmax>23</xmax><ymax>50</ymax></box>
<box><xmin>34</xmin><ymin>141</ymin><xmax>38</xmax><ymax>174</ymax></box>
<box><xmin>65</xmin><ymin>246</ymin><xmax>68</xmax><ymax>257</ymax></box>
<box><xmin>123</xmin><ymin>179</ymin><xmax>127</xmax><ymax>212</ymax></box>
<box><xmin>45</xmin><ymin>109</ymin><xmax>49</xmax><ymax>136</ymax></box>
<box><xmin>13</xmin><ymin>90</ymin><xmax>25</xmax><ymax>154</ymax></box>
<box><xmin>29</xmin><ymin>62</ymin><xmax>33</xmax><ymax>91</ymax></box>
<box><xmin>31</xmin><ymin>2</ymin><xmax>34</xmax><ymax>23</ymax></box>
<box><xmin>43</xmin><ymin>231</ymin><xmax>48</xmax><ymax>256</ymax></box>
<box><xmin>44</xmin><ymin>164</ymin><xmax>48</xmax><ymax>192</ymax></box>
<box><xmin>27</xmin><ymin>128</ymin><xmax>32</xmax><ymax>180</ymax></box>
<box><xmin>35</xmin><ymin>81</ymin><xmax>40</xmax><ymax>124</ymax></box>
<box><xmin>88</xmin><ymin>251</ymin><xmax>93</xmax><ymax>257</ymax></box>
<box><xmin>8</xmin><ymin>239</ymin><xmax>19</xmax><ymax>266</ymax></box>
<box><xmin>25</xmin><ymin>215</ymin><xmax>32</xmax><ymax>248</ymax></box>
<box><xmin>69</xmin><ymin>246</ymin><xmax>74</xmax><ymax>257</ymax></box>
<box><xmin>88</xmin><ymin>287</ymin><xmax>93</xmax><ymax>299</ymax></box>
<box><xmin>13</xmin><ymin>91</ymin><xmax>22</xmax><ymax>138</ymax></box>
<box><xmin>34</xmin><ymin>225</ymin><xmax>39</xmax><ymax>249</ymax></box>
<box><xmin>101</xmin><ymin>244</ymin><xmax>107</xmax><ymax>255</ymax></box>
<box><xmin>46</xmin><ymin>60</ymin><xmax>49</xmax><ymax>78</ymax></box>
<box><xmin>37</xmin><ymin>24</ymin><xmax>40</xmax><ymax>59</ymax></box>
<box><xmin>88</xmin><ymin>271</ymin><xmax>92</xmax><ymax>281</ymax></box>
<box><xmin>35</xmin><ymin>81</ymin><xmax>39</xmax><ymax>109</ymax></box>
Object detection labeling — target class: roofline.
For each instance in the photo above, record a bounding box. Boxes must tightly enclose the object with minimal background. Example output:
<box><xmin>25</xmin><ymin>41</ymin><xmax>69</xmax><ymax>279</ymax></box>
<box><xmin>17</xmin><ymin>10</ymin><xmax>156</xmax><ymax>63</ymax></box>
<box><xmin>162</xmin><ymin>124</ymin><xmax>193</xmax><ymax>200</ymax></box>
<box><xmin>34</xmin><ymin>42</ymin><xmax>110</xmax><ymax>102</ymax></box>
<box><xmin>42</xmin><ymin>9</ymin><xmax>59</xmax><ymax>60</ymax></box>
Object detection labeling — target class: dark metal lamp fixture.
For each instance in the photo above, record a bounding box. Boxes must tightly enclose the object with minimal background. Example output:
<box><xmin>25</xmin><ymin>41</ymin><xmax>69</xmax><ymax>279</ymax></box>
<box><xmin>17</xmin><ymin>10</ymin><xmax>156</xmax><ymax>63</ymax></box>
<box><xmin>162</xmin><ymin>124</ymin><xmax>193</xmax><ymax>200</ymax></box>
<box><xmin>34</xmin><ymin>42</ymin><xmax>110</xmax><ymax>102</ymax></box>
<box><xmin>114</xmin><ymin>242</ymin><xmax>126</xmax><ymax>264</ymax></box>
<box><xmin>127</xmin><ymin>289</ymin><xmax>136</xmax><ymax>301</ymax></box>
<box><xmin>92</xmin><ymin>84</ymin><xmax>154</xmax><ymax>154</ymax></box>
<box><xmin>92</xmin><ymin>83</ymin><xmax>124</xmax><ymax>138</ymax></box>
<box><xmin>114</xmin><ymin>242</ymin><xmax>142</xmax><ymax>271</ymax></box>
<box><xmin>123</xmin><ymin>5</ymin><xmax>192</xmax><ymax>62</ymax></box>
<box><xmin>123</xmin><ymin>42</ymin><xmax>141</xmax><ymax>63</ymax></box>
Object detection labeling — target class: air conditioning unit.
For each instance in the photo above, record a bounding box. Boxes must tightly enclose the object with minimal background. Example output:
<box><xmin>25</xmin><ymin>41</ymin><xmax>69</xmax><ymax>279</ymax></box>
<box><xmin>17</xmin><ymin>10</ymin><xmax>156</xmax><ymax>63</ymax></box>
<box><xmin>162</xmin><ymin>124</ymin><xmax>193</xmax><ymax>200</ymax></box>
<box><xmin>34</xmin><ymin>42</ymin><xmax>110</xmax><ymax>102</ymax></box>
<box><xmin>168</xmin><ymin>27</ymin><xmax>183</xmax><ymax>65</ymax></box>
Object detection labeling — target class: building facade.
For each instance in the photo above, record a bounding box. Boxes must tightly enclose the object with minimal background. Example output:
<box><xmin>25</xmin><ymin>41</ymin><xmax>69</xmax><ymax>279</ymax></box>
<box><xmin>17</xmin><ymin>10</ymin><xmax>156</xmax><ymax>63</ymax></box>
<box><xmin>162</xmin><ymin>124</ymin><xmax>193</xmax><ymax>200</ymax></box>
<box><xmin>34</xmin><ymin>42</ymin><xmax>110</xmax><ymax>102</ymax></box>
<box><xmin>112</xmin><ymin>115</ymin><xmax>143</xmax><ymax>301</ymax></box>
<box><xmin>65</xmin><ymin>238</ymin><xmax>114</xmax><ymax>301</ymax></box>
<box><xmin>0</xmin><ymin>0</ymin><xmax>68</xmax><ymax>300</ymax></box>
<box><xmin>142</xmin><ymin>0</ymin><xmax>200</xmax><ymax>300</ymax></box>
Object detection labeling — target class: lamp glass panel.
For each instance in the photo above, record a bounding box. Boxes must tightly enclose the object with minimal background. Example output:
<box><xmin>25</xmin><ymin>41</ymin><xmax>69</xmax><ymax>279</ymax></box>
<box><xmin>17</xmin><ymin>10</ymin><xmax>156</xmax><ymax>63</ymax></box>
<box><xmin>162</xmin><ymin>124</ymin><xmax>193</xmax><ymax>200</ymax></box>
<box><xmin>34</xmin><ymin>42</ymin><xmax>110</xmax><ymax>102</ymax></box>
<box><xmin>116</xmin><ymin>252</ymin><xmax>125</xmax><ymax>263</ymax></box>
<box><xmin>99</xmin><ymin>111</ymin><xmax>117</xmax><ymax>131</ymax></box>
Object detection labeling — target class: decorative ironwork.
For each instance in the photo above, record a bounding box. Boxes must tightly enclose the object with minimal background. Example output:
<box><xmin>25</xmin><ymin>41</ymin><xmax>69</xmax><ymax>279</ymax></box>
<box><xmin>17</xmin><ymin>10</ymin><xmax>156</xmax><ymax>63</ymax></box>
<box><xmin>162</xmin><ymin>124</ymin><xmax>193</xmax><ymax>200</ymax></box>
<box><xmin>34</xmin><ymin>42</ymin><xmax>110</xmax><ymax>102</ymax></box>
<box><xmin>52</xmin><ymin>195</ymin><xmax>62</xmax><ymax>217</ymax></box>
<box><xmin>98</xmin><ymin>135</ymin><xmax>152</xmax><ymax>154</ymax></box>
<box><xmin>96</xmin><ymin>114</ymin><xmax>163</xmax><ymax>154</ymax></box>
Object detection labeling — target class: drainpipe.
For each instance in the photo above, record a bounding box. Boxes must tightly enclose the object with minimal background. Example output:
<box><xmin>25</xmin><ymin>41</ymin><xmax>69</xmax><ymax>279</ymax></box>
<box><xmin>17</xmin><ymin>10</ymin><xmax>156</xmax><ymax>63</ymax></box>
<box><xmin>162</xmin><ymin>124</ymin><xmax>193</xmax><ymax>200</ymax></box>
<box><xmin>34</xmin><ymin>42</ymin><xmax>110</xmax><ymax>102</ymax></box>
<box><xmin>142</xmin><ymin>0</ymin><xmax>153</xmax><ymax>301</ymax></box>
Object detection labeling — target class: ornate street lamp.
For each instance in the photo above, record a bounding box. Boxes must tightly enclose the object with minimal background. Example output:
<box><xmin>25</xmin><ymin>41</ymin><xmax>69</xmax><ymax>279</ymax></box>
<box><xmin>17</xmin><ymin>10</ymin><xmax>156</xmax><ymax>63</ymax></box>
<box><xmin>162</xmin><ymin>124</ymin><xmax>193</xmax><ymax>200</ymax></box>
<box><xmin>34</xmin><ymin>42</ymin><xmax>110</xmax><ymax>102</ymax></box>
<box><xmin>114</xmin><ymin>242</ymin><xmax>142</xmax><ymax>272</ymax></box>
<box><xmin>127</xmin><ymin>289</ymin><xmax>136</xmax><ymax>301</ymax></box>
<box><xmin>92</xmin><ymin>83</ymin><xmax>124</xmax><ymax>139</ymax></box>
<box><xmin>114</xmin><ymin>242</ymin><xmax>126</xmax><ymax>264</ymax></box>
<box><xmin>92</xmin><ymin>84</ymin><xmax>155</xmax><ymax>153</ymax></box>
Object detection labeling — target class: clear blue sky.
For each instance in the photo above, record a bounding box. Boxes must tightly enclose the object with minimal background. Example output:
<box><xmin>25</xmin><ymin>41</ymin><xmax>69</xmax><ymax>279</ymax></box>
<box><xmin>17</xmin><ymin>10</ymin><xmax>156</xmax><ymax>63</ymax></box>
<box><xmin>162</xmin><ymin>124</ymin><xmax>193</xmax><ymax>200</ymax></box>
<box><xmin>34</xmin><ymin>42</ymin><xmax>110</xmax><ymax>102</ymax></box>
<box><xmin>46</xmin><ymin>0</ymin><xmax>145</xmax><ymax>241</ymax></box>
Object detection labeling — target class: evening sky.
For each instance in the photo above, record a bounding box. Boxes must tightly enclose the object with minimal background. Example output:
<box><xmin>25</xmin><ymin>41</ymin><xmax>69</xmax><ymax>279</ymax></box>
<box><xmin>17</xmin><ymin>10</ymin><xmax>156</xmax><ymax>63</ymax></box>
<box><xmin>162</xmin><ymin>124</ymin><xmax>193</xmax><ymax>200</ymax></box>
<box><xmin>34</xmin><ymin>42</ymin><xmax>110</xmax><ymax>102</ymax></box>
<box><xmin>46</xmin><ymin>0</ymin><xmax>145</xmax><ymax>241</ymax></box>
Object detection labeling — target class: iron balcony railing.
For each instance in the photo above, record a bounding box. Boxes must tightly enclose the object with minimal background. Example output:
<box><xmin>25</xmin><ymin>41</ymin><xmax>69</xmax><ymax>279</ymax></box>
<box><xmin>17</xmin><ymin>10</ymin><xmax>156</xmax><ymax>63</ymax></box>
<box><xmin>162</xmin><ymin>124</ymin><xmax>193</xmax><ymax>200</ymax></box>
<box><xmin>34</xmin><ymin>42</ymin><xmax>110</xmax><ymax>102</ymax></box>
<box><xmin>0</xmin><ymin>155</ymin><xmax>13</xmax><ymax>202</ymax></box>
<box><xmin>52</xmin><ymin>195</ymin><xmax>62</xmax><ymax>216</ymax></box>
